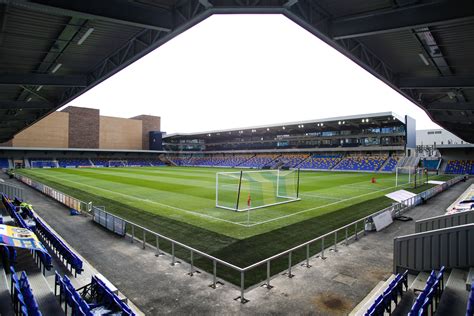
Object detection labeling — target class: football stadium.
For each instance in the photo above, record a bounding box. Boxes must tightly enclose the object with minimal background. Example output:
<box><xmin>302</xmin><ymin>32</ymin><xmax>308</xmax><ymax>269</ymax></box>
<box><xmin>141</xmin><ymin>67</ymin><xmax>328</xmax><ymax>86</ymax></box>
<box><xmin>0</xmin><ymin>1</ymin><xmax>474</xmax><ymax>316</ymax></box>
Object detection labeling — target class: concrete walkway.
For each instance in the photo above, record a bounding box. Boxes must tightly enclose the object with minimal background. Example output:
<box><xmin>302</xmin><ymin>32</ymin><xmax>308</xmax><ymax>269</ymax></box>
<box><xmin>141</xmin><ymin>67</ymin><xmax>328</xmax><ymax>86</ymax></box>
<box><xmin>6</xmin><ymin>174</ymin><xmax>472</xmax><ymax>315</ymax></box>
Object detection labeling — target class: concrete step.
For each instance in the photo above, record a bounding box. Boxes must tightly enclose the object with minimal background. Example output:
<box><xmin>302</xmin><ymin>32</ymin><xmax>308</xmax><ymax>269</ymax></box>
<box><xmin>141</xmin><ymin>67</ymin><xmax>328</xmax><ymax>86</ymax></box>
<box><xmin>467</xmin><ymin>267</ymin><xmax>474</xmax><ymax>291</ymax></box>
<box><xmin>0</xmin><ymin>266</ymin><xmax>15</xmax><ymax>316</ymax></box>
<box><xmin>436</xmin><ymin>268</ymin><xmax>469</xmax><ymax>316</ymax></box>
<box><xmin>349</xmin><ymin>276</ymin><xmax>386</xmax><ymax>316</ymax></box>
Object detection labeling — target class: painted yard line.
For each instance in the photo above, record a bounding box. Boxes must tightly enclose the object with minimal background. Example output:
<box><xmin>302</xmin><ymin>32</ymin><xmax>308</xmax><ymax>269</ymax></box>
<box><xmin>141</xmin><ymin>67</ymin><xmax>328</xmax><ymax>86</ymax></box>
<box><xmin>247</xmin><ymin>182</ymin><xmax>413</xmax><ymax>227</ymax></box>
<box><xmin>35</xmin><ymin>172</ymin><xmax>249</xmax><ymax>227</ymax></box>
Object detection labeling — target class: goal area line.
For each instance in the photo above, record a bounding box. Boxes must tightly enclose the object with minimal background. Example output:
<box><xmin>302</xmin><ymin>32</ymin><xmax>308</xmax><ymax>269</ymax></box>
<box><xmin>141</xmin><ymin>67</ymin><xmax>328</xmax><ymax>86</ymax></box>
<box><xmin>216</xmin><ymin>198</ymin><xmax>301</xmax><ymax>212</ymax></box>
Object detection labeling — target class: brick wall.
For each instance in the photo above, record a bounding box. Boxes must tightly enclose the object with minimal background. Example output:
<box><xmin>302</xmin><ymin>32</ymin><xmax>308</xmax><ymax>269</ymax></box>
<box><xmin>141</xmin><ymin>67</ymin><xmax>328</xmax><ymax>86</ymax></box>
<box><xmin>131</xmin><ymin>115</ymin><xmax>161</xmax><ymax>150</ymax></box>
<box><xmin>62</xmin><ymin>106</ymin><xmax>100</xmax><ymax>148</ymax></box>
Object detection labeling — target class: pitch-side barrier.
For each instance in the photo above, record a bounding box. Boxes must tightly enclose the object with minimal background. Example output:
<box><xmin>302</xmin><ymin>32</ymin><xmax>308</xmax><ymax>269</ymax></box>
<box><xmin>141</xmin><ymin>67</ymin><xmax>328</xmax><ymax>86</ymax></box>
<box><xmin>14</xmin><ymin>173</ymin><xmax>466</xmax><ymax>303</ymax></box>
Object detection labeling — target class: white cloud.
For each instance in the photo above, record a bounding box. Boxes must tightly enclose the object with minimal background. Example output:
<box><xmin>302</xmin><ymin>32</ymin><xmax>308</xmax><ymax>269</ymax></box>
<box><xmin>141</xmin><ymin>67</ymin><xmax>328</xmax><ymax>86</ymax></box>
<box><xmin>67</xmin><ymin>14</ymin><xmax>440</xmax><ymax>133</ymax></box>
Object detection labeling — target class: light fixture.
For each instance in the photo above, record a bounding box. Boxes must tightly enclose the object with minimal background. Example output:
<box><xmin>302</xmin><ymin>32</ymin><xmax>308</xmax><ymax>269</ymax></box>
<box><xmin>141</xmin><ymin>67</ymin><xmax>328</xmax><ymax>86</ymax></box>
<box><xmin>338</xmin><ymin>121</ymin><xmax>341</xmax><ymax>125</ymax></box>
<box><xmin>36</xmin><ymin>85</ymin><xmax>43</xmax><ymax>92</ymax></box>
<box><xmin>77</xmin><ymin>28</ymin><xmax>94</xmax><ymax>45</ymax></box>
<box><xmin>266</xmin><ymin>128</ymin><xmax>270</xmax><ymax>131</ymax></box>
<box><xmin>51</xmin><ymin>63</ymin><xmax>62</xmax><ymax>73</ymax></box>
<box><xmin>418</xmin><ymin>53</ymin><xmax>429</xmax><ymax>66</ymax></box>
<box><xmin>282</xmin><ymin>126</ymin><xmax>286</xmax><ymax>130</ymax></box>
<box><xmin>27</xmin><ymin>97</ymin><xmax>32</xmax><ymax>102</ymax></box>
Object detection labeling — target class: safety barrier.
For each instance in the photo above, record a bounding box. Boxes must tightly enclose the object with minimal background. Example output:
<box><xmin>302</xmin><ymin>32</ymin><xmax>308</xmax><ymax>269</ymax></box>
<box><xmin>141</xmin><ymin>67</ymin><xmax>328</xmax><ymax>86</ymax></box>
<box><xmin>14</xmin><ymin>173</ymin><xmax>465</xmax><ymax>302</ymax></box>
<box><xmin>92</xmin><ymin>206</ymin><xmax>126</xmax><ymax>236</ymax></box>
<box><xmin>15</xmin><ymin>174</ymin><xmax>91</xmax><ymax>213</ymax></box>
<box><xmin>0</xmin><ymin>182</ymin><xmax>23</xmax><ymax>200</ymax></box>
<box><xmin>415</xmin><ymin>210</ymin><xmax>474</xmax><ymax>233</ymax></box>
<box><xmin>394</xmin><ymin>224</ymin><xmax>474</xmax><ymax>273</ymax></box>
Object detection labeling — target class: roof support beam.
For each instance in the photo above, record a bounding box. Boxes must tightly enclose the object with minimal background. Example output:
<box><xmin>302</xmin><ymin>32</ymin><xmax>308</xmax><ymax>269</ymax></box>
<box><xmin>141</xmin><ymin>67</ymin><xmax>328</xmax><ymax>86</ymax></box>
<box><xmin>0</xmin><ymin>74</ymin><xmax>87</xmax><ymax>87</ymax></box>
<box><xmin>426</xmin><ymin>102</ymin><xmax>474</xmax><ymax>112</ymax></box>
<box><xmin>19</xmin><ymin>0</ymin><xmax>173</xmax><ymax>32</ymax></box>
<box><xmin>399</xmin><ymin>76</ymin><xmax>474</xmax><ymax>89</ymax></box>
<box><xmin>0</xmin><ymin>101</ymin><xmax>51</xmax><ymax>110</ymax></box>
<box><xmin>331</xmin><ymin>1</ymin><xmax>474</xmax><ymax>40</ymax></box>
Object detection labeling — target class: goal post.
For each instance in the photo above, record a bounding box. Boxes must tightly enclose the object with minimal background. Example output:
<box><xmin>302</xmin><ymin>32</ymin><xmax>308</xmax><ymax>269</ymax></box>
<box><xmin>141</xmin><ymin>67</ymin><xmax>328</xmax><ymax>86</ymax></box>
<box><xmin>396</xmin><ymin>166</ymin><xmax>428</xmax><ymax>187</ymax></box>
<box><xmin>30</xmin><ymin>160</ymin><xmax>59</xmax><ymax>168</ymax></box>
<box><xmin>395</xmin><ymin>166</ymin><xmax>415</xmax><ymax>186</ymax></box>
<box><xmin>216</xmin><ymin>169</ymin><xmax>301</xmax><ymax>211</ymax></box>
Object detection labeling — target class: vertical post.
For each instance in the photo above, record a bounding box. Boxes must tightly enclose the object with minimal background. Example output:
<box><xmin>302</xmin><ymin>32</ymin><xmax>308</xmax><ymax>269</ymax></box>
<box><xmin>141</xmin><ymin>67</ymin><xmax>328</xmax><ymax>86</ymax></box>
<box><xmin>155</xmin><ymin>235</ymin><xmax>161</xmax><ymax>256</ymax></box>
<box><xmin>345</xmin><ymin>227</ymin><xmax>348</xmax><ymax>245</ymax></box>
<box><xmin>321</xmin><ymin>237</ymin><xmax>326</xmax><ymax>259</ymax></box>
<box><xmin>142</xmin><ymin>230</ymin><xmax>146</xmax><ymax>249</ymax></box>
<box><xmin>266</xmin><ymin>260</ymin><xmax>272</xmax><ymax>288</ymax></box>
<box><xmin>296</xmin><ymin>168</ymin><xmax>300</xmax><ymax>198</ymax></box>
<box><xmin>333</xmin><ymin>231</ymin><xmax>338</xmax><ymax>252</ymax></box>
<box><xmin>215</xmin><ymin>173</ymin><xmax>219</xmax><ymax>207</ymax></box>
<box><xmin>212</xmin><ymin>260</ymin><xmax>217</xmax><ymax>288</ymax></box>
<box><xmin>171</xmin><ymin>242</ymin><xmax>175</xmax><ymax>266</ymax></box>
<box><xmin>354</xmin><ymin>222</ymin><xmax>358</xmax><ymax>240</ymax></box>
<box><xmin>235</xmin><ymin>171</ymin><xmax>243</xmax><ymax>211</ymax></box>
<box><xmin>276</xmin><ymin>169</ymin><xmax>280</xmax><ymax>197</ymax></box>
<box><xmin>287</xmin><ymin>251</ymin><xmax>294</xmax><ymax>278</ymax></box>
<box><xmin>189</xmin><ymin>250</ymin><xmax>194</xmax><ymax>276</ymax></box>
<box><xmin>304</xmin><ymin>244</ymin><xmax>311</xmax><ymax>268</ymax></box>
<box><xmin>240</xmin><ymin>271</ymin><xmax>246</xmax><ymax>303</ymax></box>
<box><xmin>131</xmin><ymin>225</ymin><xmax>134</xmax><ymax>243</ymax></box>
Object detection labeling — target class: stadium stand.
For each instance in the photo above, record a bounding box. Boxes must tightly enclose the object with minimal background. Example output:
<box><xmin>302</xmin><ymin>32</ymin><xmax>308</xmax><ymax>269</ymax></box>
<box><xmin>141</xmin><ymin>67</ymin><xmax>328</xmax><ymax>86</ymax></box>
<box><xmin>0</xmin><ymin>158</ymin><xmax>9</xmax><ymax>169</ymax></box>
<box><xmin>380</xmin><ymin>156</ymin><xmax>399</xmax><ymax>172</ymax></box>
<box><xmin>274</xmin><ymin>153</ymin><xmax>310</xmax><ymax>168</ymax></box>
<box><xmin>467</xmin><ymin>278</ymin><xmax>474</xmax><ymax>316</ymax></box>
<box><xmin>333</xmin><ymin>154</ymin><xmax>387</xmax><ymax>172</ymax></box>
<box><xmin>216</xmin><ymin>154</ymin><xmax>254</xmax><ymax>167</ymax></box>
<box><xmin>363</xmin><ymin>270</ymin><xmax>408</xmax><ymax>315</ymax></box>
<box><xmin>55</xmin><ymin>273</ymin><xmax>135</xmax><ymax>315</ymax></box>
<box><xmin>58</xmin><ymin>159</ymin><xmax>92</xmax><ymax>168</ymax></box>
<box><xmin>10</xmin><ymin>266</ymin><xmax>43</xmax><ymax>316</ymax></box>
<box><xmin>185</xmin><ymin>155</ymin><xmax>226</xmax><ymax>167</ymax></box>
<box><xmin>238</xmin><ymin>154</ymin><xmax>280</xmax><ymax>168</ymax></box>
<box><xmin>408</xmin><ymin>267</ymin><xmax>445</xmax><ymax>315</ymax></box>
<box><xmin>298</xmin><ymin>154</ymin><xmax>343</xmax><ymax>170</ymax></box>
<box><xmin>445</xmin><ymin>160</ymin><xmax>474</xmax><ymax>175</ymax></box>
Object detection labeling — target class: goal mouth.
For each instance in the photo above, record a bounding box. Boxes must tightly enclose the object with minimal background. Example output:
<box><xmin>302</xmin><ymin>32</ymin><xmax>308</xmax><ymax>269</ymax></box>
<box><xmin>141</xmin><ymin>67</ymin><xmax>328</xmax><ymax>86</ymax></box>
<box><xmin>215</xmin><ymin>169</ymin><xmax>301</xmax><ymax>212</ymax></box>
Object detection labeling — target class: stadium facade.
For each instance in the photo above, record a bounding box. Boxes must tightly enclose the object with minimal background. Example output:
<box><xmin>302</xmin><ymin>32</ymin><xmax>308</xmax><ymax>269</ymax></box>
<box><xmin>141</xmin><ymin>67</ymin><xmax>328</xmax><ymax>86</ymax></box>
<box><xmin>0</xmin><ymin>106</ymin><xmax>161</xmax><ymax>150</ymax></box>
<box><xmin>164</xmin><ymin>112</ymin><xmax>415</xmax><ymax>154</ymax></box>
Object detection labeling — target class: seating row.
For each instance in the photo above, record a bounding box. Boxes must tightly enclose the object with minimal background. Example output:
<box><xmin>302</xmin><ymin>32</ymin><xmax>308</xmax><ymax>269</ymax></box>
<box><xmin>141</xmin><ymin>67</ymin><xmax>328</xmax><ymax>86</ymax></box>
<box><xmin>34</xmin><ymin>216</ymin><xmax>83</xmax><ymax>276</ymax></box>
<box><xmin>467</xmin><ymin>278</ymin><xmax>474</xmax><ymax>316</ymax></box>
<box><xmin>55</xmin><ymin>273</ymin><xmax>134</xmax><ymax>316</ymax></box>
<box><xmin>409</xmin><ymin>266</ymin><xmax>446</xmax><ymax>315</ymax></box>
<box><xmin>1</xmin><ymin>194</ymin><xmax>53</xmax><ymax>273</ymax></box>
<box><xmin>10</xmin><ymin>266</ymin><xmax>42</xmax><ymax>316</ymax></box>
<box><xmin>365</xmin><ymin>270</ymin><xmax>408</xmax><ymax>315</ymax></box>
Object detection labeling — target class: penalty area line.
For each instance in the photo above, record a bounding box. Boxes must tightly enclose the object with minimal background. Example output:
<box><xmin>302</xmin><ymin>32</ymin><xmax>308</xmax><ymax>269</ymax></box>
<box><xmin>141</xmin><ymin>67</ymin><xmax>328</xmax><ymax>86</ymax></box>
<box><xmin>247</xmin><ymin>182</ymin><xmax>414</xmax><ymax>227</ymax></box>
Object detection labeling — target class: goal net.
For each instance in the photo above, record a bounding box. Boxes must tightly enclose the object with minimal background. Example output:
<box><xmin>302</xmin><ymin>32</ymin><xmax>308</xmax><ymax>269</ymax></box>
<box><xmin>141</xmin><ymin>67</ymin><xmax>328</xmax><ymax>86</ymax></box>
<box><xmin>108</xmin><ymin>160</ymin><xmax>128</xmax><ymax>167</ymax></box>
<box><xmin>395</xmin><ymin>166</ymin><xmax>427</xmax><ymax>187</ymax></box>
<box><xmin>216</xmin><ymin>169</ymin><xmax>301</xmax><ymax>211</ymax></box>
<box><xmin>30</xmin><ymin>160</ymin><xmax>59</xmax><ymax>168</ymax></box>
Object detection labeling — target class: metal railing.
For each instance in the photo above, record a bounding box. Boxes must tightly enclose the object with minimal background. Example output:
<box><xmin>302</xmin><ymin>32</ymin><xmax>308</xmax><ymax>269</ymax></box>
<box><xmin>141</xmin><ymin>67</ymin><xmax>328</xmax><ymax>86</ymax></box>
<box><xmin>13</xmin><ymin>173</ymin><xmax>465</xmax><ymax>302</ymax></box>
<box><xmin>0</xmin><ymin>182</ymin><xmax>23</xmax><ymax>200</ymax></box>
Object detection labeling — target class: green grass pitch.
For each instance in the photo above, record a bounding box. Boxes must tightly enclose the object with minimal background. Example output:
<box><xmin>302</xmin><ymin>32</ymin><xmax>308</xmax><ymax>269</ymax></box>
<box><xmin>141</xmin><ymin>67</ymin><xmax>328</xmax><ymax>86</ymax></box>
<box><xmin>17</xmin><ymin>167</ymin><xmax>452</xmax><ymax>286</ymax></box>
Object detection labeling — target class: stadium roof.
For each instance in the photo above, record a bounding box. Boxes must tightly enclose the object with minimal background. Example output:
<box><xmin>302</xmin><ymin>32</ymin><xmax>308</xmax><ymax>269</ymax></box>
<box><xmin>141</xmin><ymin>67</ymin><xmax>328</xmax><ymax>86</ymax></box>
<box><xmin>163</xmin><ymin>111</ymin><xmax>404</xmax><ymax>138</ymax></box>
<box><xmin>1</xmin><ymin>1</ymin><xmax>473</xmax><ymax>143</ymax></box>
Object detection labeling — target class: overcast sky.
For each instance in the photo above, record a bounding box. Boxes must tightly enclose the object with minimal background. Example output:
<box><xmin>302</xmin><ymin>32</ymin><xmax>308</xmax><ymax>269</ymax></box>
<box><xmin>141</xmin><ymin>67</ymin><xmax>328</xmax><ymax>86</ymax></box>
<box><xmin>66</xmin><ymin>14</ymin><xmax>441</xmax><ymax>134</ymax></box>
